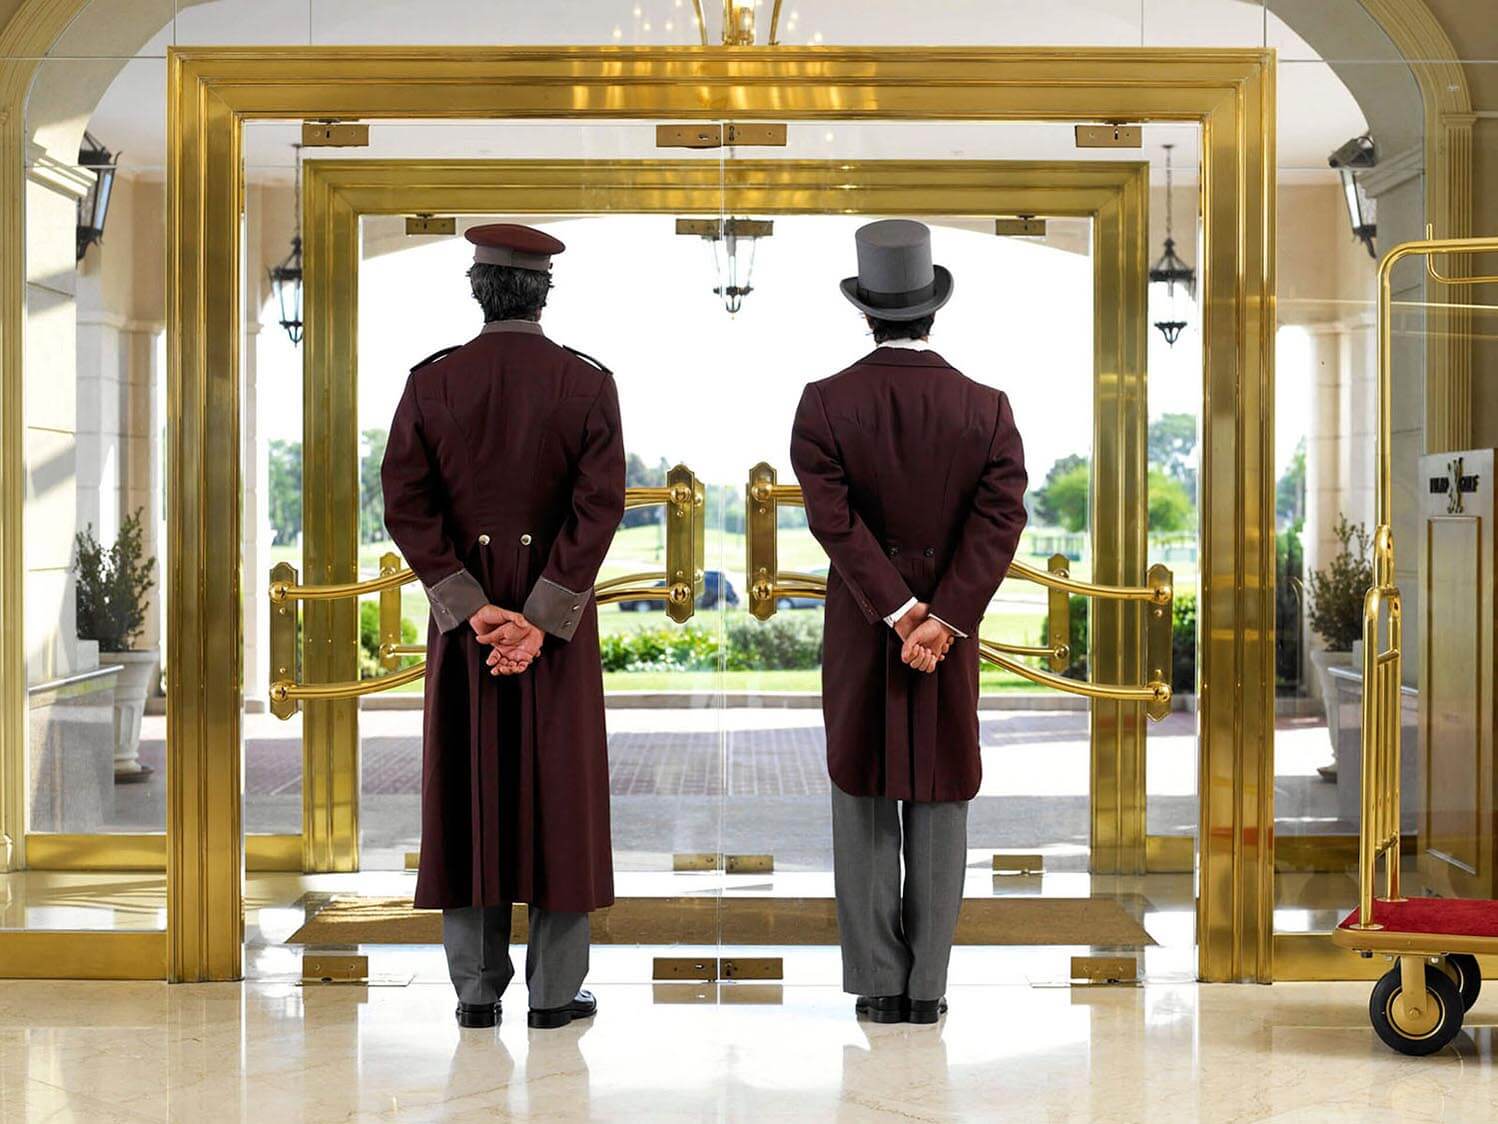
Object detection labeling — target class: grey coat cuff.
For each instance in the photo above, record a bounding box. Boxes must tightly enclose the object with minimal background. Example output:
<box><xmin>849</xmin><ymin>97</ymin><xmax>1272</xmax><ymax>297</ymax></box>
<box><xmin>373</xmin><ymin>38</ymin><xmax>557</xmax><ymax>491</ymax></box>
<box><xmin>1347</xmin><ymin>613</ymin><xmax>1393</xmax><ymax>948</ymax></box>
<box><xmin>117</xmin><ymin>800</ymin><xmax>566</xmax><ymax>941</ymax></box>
<box><xmin>523</xmin><ymin>577</ymin><xmax>590</xmax><ymax>642</ymax></box>
<box><xmin>427</xmin><ymin>569</ymin><xmax>489</xmax><ymax>633</ymax></box>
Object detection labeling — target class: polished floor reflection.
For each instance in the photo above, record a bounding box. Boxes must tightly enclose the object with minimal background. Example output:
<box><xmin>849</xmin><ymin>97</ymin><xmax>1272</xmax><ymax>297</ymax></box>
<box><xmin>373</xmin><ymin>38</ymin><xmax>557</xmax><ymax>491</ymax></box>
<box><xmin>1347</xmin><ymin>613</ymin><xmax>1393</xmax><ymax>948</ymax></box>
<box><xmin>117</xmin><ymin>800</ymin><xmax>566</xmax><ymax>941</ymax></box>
<box><xmin>2</xmin><ymin>978</ymin><xmax>1496</xmax><ymax>1121</ymax></box>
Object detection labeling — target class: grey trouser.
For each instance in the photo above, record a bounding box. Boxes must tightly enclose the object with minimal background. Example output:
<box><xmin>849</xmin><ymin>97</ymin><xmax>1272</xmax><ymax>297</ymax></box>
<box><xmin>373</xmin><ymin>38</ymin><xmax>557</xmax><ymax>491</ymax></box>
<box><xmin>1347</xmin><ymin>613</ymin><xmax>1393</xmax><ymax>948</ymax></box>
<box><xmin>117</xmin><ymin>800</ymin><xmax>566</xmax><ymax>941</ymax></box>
<box><xmin>442</xmin><ymin>905</ymin><xmax>589</xmax><ymax>1011</ymax></box>
<box><xmin>831</xmin><ymin>785</ymin><xmax>969</xmax><ymax>1002</ymax></box>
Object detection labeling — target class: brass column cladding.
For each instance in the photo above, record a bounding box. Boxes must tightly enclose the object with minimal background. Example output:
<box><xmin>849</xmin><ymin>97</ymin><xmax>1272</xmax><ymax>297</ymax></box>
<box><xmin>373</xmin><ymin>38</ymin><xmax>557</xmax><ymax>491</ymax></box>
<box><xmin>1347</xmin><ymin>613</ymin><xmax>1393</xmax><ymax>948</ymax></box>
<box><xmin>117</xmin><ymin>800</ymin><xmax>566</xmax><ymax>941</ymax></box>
<box><xmin>301</xmin><ymin>166</ymin><xmax>361</xmax><ymax>875</ymax></box>
<box><xmin>164</xmin><ymin>46</ymin><xmax>1274</xmax><ymax>982</ymax></box>
<box><xmin>165</xmin><ymin>51</ymin><xmax>245</xmax><ymax>981</ymax></box>
<box><xmin>1197</xmin><ymin>64</ymin><xmax>1277</xmax><ymax>984</ymax></box>
<box><xmin>1088</xmin><ymin>166</ymin><xmax>1150</xmax><ymax>877</ymax></box>
<box><xmin>0</xmin><ymin>61</ymin><xmax>26</xmax><ymax>873</ymax></box>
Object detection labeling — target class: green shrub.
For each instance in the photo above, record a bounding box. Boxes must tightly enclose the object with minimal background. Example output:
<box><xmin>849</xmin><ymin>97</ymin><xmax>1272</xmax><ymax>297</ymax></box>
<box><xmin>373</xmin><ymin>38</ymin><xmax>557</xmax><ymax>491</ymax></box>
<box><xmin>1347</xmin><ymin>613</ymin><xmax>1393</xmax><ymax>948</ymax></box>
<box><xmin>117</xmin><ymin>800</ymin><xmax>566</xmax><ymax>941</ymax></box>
<box><xmin>1307</xmin><ymin>516</ymin><xmax>1372</xmax><ymax>652</ymax></box>
<box><xmin>724</xmin><ymin>614</ymin><xmax>823</xmax><ymax>671</ymax></box>
<box><xmin>1172</xmin><ymin>592</ymin><xmax>1197</xmax><ymax>695</ymax></box>
<box><xmin>74</xmin><ymin>509</ymin><xmax>156</xmax><ymax>652</ymax></box>
<box><xmin>600</xmin><ymin>623</ymin><xmax>720</xmax><ymax>672</ymax></box>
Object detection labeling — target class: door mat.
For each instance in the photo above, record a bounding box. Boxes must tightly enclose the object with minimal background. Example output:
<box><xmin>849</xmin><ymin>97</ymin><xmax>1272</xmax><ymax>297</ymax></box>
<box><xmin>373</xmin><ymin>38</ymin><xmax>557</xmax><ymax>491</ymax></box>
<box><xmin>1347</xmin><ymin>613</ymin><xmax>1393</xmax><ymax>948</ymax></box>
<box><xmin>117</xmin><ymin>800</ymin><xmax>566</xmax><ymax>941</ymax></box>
<box><xmin>287</xmin><ymin>895</ymin><xmax>1155</xmax><ymax>948</ymax></box>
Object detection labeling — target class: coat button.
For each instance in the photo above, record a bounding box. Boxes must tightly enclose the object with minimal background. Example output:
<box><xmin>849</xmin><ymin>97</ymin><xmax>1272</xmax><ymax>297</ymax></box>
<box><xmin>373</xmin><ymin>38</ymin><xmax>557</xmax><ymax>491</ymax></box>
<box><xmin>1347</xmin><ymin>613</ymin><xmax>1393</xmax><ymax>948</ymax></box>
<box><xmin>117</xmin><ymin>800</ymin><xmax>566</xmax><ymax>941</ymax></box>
<box><xmin>477</xmin><ymin>534</ymin><xmax>490</xmax><ymax>545</ymax></box>
<box><xmin>924</xmin><ymin>547</ymin><xmax>935</xmax><ymax>558</ymax></box>
<box><xmin>520</xmin><ymin>534</ymin><xmax>532</xmax><ymax>546</ymax></box>
<box><xmin>887</xmin><ymin>546</ymin><xmax>899</xmax><ymax>557</ymax></box>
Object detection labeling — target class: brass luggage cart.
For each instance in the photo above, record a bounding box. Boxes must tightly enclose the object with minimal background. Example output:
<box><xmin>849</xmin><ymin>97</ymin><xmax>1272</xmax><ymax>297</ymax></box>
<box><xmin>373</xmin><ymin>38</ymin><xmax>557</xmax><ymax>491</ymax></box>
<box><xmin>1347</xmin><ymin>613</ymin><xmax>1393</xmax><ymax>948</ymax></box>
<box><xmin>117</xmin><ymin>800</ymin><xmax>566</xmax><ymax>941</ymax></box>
<box><xmin>1332</xmin><ymin>234</ymin><xmax>1498</xmax><ymax>1055</ymax></box>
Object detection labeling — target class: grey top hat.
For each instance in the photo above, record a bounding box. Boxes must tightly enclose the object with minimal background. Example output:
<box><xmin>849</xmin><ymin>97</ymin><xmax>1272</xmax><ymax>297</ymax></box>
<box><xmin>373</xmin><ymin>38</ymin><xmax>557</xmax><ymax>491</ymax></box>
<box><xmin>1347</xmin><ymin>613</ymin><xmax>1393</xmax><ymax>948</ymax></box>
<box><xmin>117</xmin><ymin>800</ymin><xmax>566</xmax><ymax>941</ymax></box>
<box><xmin>840</xmin><ymin>219</ymin><xmax>954</xmax><ymax>321</ymax></box>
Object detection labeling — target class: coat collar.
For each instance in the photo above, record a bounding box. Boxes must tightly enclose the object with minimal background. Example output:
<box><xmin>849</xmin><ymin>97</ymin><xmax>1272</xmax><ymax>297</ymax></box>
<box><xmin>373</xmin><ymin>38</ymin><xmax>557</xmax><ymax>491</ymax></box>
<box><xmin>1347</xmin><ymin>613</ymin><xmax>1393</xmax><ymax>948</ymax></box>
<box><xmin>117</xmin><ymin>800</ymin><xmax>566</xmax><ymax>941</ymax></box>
<box><xmin>481</xmin><ymin>319</ymin><xmax>545</xmax><ymax>337</ymax></box>
<box><xmin>861</xmin><ymin>345</ymin><xmax>950</xmax><ymax>368</ymax></box>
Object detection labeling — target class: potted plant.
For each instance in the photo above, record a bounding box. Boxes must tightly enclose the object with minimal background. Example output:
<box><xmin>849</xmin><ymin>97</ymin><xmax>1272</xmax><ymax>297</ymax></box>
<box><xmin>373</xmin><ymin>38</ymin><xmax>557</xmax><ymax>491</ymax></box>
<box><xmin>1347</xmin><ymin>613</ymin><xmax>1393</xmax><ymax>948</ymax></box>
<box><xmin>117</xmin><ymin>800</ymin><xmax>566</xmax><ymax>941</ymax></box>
<box><xmin>75</xmin><ymin>509</ymin><xmax>158</xmax><ymax>783</ymax></box>
<box><xmin>1306</xmin><ymin>516</ymin><xmax>1373</xmax><ymax>772</ymax></box>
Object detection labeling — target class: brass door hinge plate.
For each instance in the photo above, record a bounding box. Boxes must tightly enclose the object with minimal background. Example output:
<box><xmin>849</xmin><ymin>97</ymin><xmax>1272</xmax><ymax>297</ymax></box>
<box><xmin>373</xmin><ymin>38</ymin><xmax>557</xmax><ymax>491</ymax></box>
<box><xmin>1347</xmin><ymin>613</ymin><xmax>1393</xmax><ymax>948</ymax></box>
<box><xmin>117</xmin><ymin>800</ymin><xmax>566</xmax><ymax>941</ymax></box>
<box><xmin>726</xmin><ymin>854</ymin><xmax>773</xmax><ymax>874</ymax></box>
<box><xmin>657</xmin><ymin>123</ymin><xmax>787</xmax><ymax>148</ymax></box>
<box><xmin>675</xmin><ymin>218</ymin><xmax>774</xmax><ymax>239</ymax></box>
<box><xmin>651</xmin><ymin>957</ymin><xmax>784</xmax><ymax>981</ymax></box>
<box><xmin>673</xmin><ymin>852</ymin><xmax>718</xmax><ymax>872</ymax></box>
<box><xmin>996</xmin><ymin>217</ymin><xmax>1047</xmax><ymax>236</ymax></box>
<box><xmin>1075</xmin><ymin>124</ymin><xmax>1142</xmax><ymax>149</ymax></box>
<box><xmin>303</xmin><ymin>121</ymin><xmax>370</xmax><ymax>147</ymax></box>
<box><xmin>992</xmin><ymin>852</ymin><xmax>1044</xmax><ymax>875</ymax></box>
<box><xmin>404</xmin><ymin>851</ymin><xmax>420</xmax><ymax>870</ymax></box>
<box><xmin>1070</xmin><ymin>956</ymin><xmax>1139</xmax><ymax>985</ymax></box>
<box><xmin>406</xmin><ymin>215</ymin><xmax>456</xmax><ymax>236</ymax></box>
<box><xmin>722</xmin><ymin>957</ymin><xmax>783</xmax><ymax>980</ymax></box>
<box><xmin>302</xmin><ymin>954</ymin><xmax>369</xmax><ymax>984</ymax></box>
<box><xmin>654</xmin><ymin>956</ymin><xmax>719</xmax><ymax>981</ymax></box>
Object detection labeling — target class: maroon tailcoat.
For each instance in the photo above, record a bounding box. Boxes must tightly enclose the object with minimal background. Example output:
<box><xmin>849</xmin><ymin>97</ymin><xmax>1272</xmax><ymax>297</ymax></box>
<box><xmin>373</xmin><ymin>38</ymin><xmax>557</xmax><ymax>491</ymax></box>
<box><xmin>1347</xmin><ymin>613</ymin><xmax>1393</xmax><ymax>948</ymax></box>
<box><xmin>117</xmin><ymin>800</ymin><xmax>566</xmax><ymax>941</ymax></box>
<box><xmin>790</xmin><ymin>347</ymin><xmax>1028</xmax><ymax>803</ymax></box>
<box><xmin>381</xmin><ymin>320</ymin><xmax>625</xmax><ymax>912</ymax></box>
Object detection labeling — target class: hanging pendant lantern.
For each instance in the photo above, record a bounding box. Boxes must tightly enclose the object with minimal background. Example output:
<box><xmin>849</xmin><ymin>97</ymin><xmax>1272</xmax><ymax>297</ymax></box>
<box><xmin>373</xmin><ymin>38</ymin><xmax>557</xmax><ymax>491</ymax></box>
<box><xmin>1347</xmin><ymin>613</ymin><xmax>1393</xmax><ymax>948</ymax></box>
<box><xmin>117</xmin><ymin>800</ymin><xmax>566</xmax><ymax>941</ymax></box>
<box><xmin>268</xmin><ymin>144</ymin><xmax>304</xmax><ymax>345</ymax></box>
<box><xmin>1149</xmin><ymin>144</ymin><xmax>1196</xmax><ymax>347</ymax></box>
<box><xmin>678</xmin><ymin>216</ymin><xmax>773</xmax><ymax>315</ymax></box>
<box><xmin>1329</xmin><ymin>134</ymin><xmax>1378</xmax><ymax>259</ymax></box>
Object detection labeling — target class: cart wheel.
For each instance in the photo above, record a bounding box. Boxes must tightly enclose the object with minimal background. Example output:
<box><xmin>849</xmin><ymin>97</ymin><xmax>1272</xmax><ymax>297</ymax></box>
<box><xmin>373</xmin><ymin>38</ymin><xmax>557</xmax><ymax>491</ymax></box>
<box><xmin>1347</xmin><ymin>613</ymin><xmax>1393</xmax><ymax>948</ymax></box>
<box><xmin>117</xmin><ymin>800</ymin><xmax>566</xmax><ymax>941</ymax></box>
<box><xmin>1443</xmin><ymin>954</ymin><xmax>1482</xmax><ymax>1012</ymax></box>
<box><xmin>1369</xmin><ymin>964</ymin><xmax>1464</xmax><ymax>1056</ymax></box>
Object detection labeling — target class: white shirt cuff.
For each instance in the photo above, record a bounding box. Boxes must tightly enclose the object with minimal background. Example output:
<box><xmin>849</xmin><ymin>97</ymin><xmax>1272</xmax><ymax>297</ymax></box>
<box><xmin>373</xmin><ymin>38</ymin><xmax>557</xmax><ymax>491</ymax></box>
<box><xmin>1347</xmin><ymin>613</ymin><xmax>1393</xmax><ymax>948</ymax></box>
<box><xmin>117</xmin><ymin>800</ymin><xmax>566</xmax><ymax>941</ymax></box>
<box><xmin>930</xmin><ymin>614</ymin><xmax>968</xmax><ymax>639</ymax></box>
<box><xmin>884</xmin><ymin>597</ymin><xmax>918</xmax><ymax>628</ymax></box>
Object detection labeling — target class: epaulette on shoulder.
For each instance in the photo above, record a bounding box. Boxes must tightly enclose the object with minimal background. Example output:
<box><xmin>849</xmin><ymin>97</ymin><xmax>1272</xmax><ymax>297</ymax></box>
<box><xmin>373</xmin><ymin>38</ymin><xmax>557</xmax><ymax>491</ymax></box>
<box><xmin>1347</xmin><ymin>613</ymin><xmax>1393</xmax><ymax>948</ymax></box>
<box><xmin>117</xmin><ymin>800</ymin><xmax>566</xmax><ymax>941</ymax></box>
<box><xmin>562</xmin><ymin>344</ymin><xmax>612</xmax><ymax>375</ymax></box>
<box><xmin>410</xmin><ymin>344</ymin><xmax>462</xmax><ymax>372</ymax></box>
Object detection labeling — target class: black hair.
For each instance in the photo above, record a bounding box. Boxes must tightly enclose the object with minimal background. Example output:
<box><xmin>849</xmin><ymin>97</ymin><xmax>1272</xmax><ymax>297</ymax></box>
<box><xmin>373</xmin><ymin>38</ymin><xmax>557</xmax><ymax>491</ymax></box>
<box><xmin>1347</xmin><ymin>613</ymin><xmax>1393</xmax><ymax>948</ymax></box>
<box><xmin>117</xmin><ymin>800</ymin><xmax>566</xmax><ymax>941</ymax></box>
<box><xmin>866</xmin><ymin>313</ymin><xmax>936</xmax><ymax>343</ymax></box>
<box><xmin>468</xmin><ymin>262</ymin><xmax>552</xmax><ymax>322</ymax></box>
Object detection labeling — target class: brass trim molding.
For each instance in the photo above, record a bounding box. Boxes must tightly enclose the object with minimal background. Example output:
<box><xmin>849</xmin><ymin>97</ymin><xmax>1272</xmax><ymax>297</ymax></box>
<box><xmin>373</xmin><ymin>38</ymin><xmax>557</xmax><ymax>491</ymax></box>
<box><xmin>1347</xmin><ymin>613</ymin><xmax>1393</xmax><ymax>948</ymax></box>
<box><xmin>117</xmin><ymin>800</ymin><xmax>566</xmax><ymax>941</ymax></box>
<box><xmin>161</xmin><ymin>45</ymin><xmax>1274</xmax><ymax>982</ymax></box>
<box><xmin>26</xmin><ymin>833</ymin><xmax>303</xmax><ymax>872</ymax></box>
<box><xmin>0</xmin><ymin>930</ymin><xmax>168</xmax><ymax>980</ymax></box>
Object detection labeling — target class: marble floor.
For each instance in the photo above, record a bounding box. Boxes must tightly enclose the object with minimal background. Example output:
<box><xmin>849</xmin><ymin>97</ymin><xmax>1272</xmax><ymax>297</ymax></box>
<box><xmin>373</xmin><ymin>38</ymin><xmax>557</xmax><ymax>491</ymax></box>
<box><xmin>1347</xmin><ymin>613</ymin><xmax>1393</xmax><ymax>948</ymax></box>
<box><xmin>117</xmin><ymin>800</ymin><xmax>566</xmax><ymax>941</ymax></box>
<box><xmin>2</xmin><ymin>976</ymin><xmax>1497</xmax><ymax>1122</ymax></box>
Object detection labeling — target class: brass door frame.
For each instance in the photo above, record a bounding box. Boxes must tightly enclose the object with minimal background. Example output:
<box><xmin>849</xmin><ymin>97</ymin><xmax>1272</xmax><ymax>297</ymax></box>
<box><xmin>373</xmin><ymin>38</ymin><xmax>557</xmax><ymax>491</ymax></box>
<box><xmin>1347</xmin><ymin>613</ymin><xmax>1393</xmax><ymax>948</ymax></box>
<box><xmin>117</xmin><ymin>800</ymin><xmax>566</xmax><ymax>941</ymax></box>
<box><xmin>298</xmin><ymin>156</ymin><xmax>1154</xmax><ymax>880</ymax></box>
<box><xmin>162</xmin><ymin>46</ymin><xmax>1274</xmax><ymax>982</ymax></box>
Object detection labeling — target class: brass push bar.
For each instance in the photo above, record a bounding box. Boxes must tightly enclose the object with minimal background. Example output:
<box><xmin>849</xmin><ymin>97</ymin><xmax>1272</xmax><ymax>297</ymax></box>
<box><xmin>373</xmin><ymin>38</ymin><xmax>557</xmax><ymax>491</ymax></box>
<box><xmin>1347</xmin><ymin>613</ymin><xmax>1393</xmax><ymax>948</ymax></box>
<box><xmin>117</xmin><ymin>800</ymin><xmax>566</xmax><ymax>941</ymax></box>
<box><xmin>1349</xmin><ymin>234</ymin><xmax>1498</xmax><ymax>931</ymax></box>
<box><xmin>272</xmin><ymin>470</ymin><xmax>705</xmax><ymax>717</ymax></box>
<box><xmin>978</xmin><ymin>641</ymin><xmax>1168</xmax><ymax>706</ymax></box>
<box><xmin>1008</xmin><ymin>559</ymin><xmax>1172</xmax><ymax>605</ymax></box>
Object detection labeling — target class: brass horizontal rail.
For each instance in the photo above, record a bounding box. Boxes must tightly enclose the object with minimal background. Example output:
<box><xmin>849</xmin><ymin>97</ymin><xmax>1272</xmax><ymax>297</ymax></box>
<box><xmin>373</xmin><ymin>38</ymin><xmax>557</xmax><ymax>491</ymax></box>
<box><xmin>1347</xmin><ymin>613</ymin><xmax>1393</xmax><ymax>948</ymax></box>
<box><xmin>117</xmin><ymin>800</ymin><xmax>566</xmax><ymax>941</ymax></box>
<box><xmin>270</xmin><ymin>661</ymin><xmax>426</xmax><ymax>704</ymax></box>
<box><xmin>1007</xmin><ymin>560</ymin><xmax>1171</xmax><ymax>605</ymax></box>
<box><xmin>978</xmin><ymin>640</ymin><xmax>1170</xmax><ymax>709</ymax></box>
<box><xmin>594</xmin><ymin>571</ymin><xmax>694</xmax><ymax>607</ymax></box>
<box><xmin>985</xmin><ymin>639</ymin><xmax>1070</xmax><ymax>662</ymax></box>
<box><xmin>777</xmin><ymin>570</ymin><xmax>826</xmax><ymax>587</ymax></box>
<box><xmin>270</xmin><ymin>566</ymin><xmax>415</xmax><ymax>603</ymax></box>
<box><xmin>379</xmin><ymin>642</ymin><xmax>425</xmax><ymax>660</ymax></box>
<box><xmin>748</xmin><ymin>482</ymin><xmax>806</xmax><ymax>506</ymax></box>
<box><xmin>623</xmin><ymin>483</ymin><xmax>696</xmax><ymax>510</ymax></box>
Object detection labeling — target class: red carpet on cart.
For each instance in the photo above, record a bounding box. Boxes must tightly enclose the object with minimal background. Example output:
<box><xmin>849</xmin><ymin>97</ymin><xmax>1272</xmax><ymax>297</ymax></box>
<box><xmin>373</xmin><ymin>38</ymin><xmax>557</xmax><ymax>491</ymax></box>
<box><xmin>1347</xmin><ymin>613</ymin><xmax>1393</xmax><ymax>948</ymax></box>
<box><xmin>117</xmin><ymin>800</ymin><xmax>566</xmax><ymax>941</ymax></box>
<box><xmin>1339</xmin><ymin>896</ymin><xmax>1498</xmax><ymax>937</ymax></box>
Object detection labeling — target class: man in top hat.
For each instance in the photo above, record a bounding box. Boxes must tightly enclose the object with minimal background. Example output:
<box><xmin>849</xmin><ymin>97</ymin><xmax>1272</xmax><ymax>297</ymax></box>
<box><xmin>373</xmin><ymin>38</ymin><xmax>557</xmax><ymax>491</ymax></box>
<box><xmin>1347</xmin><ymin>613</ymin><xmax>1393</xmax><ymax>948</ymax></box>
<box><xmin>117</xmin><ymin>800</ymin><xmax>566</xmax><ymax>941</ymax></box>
<box><xmin>381</xmin><ymin>222</ymin><xmax>626</xmax><ymax>1030</ymax></box>
<box><xmin>790</xmin><ymin>219</ymin><xmax>1028</xmax><ymax>1024</ymax></box>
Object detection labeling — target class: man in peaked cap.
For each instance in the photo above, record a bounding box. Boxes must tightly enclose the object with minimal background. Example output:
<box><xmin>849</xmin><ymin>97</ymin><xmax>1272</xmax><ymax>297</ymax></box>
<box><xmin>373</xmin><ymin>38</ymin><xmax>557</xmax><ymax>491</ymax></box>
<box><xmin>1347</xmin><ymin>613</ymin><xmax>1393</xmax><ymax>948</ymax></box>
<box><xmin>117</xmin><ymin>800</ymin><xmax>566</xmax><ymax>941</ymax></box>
<box><xmin>381</xmin><ymin>222</ymin><xmax>626</xmax><ymax>1030</ymax></box>
<box><xmin>790</xmin><ymin>219</ymin><xmax>1029</xmax><ymax>1024</ymax></box>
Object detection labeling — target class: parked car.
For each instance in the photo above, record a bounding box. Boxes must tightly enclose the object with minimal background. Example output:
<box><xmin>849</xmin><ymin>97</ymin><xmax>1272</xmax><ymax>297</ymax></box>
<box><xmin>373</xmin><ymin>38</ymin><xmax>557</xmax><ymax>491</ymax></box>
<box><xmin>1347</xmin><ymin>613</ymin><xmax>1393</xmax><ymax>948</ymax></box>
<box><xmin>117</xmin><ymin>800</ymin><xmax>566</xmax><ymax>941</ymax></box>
<box><xmin>620</xmin><ymin>569</ymin><xmax>740</xmax><ymax>612</ymax></box>
<box><xmin>776</xmin><ymin>567</ymin><xmax>828</xmax><ymax>610</ymax></box>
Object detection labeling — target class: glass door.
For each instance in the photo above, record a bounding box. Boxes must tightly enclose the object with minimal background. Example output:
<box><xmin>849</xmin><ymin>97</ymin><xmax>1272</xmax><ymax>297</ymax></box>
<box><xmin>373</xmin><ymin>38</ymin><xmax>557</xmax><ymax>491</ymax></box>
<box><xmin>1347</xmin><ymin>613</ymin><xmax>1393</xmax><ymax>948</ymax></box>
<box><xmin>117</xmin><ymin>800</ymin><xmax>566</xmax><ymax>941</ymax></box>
<box><xmin>245</xmin><ymin>116</ymin><xmax>1203</xmax><ymax>989</ymax></box>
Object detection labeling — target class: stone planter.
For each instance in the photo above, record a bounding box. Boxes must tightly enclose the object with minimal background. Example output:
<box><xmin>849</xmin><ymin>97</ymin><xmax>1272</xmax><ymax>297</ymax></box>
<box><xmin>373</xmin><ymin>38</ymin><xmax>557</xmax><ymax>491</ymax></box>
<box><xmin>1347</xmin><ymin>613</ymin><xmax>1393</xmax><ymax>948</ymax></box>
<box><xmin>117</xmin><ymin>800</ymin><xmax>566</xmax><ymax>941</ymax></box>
<box><xmin>100</xmin><ymin>650</ymin><xmax>158</xmax><ymax>783</ymax></box>
<box><xmin>1310</xmin><ymin>648</ymin><xmax>1354</xmax><ymax>758</ymax></box>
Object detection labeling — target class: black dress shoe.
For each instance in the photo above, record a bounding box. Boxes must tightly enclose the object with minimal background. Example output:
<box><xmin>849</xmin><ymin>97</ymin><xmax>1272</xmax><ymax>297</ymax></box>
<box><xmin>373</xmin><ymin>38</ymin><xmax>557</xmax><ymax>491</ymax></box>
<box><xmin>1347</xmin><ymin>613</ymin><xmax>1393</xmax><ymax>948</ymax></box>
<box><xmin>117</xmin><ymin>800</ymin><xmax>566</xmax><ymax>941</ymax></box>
<box><xmin>855</xmin><ymin>995</ymin><xmax>907</xmax><ymax>1024</ymax></box>
<box><xmin>455</xmin><ymin>1002</ymin><xmax>500</xmax><ymax>1028</ymax></box>
<box><xmin>528</xmin><ymin>989</ymin><xmax>598</xmax><ymax>1029</ymax></box>
<box><xmin>906</xmin><ymin>997</ymin><xmax>948</xmax><ymax>1024</ymax></box>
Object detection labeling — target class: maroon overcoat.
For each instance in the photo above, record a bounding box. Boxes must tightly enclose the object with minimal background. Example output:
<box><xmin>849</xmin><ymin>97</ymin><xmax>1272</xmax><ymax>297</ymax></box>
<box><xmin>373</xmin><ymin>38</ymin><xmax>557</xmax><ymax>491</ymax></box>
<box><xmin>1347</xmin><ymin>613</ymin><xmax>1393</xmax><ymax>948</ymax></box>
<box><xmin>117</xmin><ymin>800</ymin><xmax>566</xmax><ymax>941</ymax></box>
<box><xmin>790</xmin><ymin>347</ymin><xmax>1028</xmax><ymax>803</ymax></box>
<box><xmin>381</xmin><ymin>320</ymin><xmax>625</xmax><ymax>912</ymax></box>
